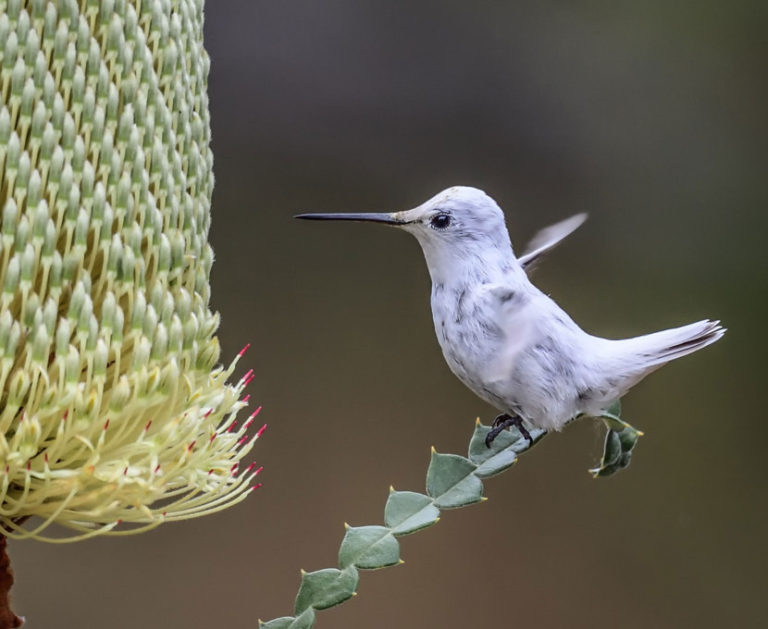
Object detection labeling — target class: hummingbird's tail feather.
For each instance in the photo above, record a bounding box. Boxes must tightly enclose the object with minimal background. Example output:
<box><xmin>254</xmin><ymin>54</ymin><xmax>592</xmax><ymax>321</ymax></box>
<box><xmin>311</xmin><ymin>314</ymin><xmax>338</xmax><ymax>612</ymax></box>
<box><xmin>621</xmin><ymin>319</ymin><xmax>725</xmax><ymax>369</ymax></box>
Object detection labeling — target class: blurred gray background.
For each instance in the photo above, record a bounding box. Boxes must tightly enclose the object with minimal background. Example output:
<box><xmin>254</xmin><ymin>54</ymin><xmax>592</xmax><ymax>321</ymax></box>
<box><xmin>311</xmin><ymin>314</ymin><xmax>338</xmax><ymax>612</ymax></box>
<box><xmin>14</xmin><ymin>1</ymin><xmax>767</xmax><ymax>627</ymax></box>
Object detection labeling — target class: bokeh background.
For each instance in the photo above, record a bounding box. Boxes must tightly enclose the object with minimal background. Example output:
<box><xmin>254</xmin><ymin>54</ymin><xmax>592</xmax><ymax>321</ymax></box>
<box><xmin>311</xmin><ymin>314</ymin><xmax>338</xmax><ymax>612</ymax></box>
<box><xmin>13</xmin><ymin>1</ymin><xmax>767</xmax><ymax>627</ymax></box>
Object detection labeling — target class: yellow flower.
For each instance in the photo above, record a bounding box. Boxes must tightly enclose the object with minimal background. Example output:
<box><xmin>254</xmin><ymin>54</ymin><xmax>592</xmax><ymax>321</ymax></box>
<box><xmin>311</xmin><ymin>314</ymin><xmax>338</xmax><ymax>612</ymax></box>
<box><xmin>0</xmin><ymin>0</ymin><xmax>264</xmax><ymax>541</ymax></box>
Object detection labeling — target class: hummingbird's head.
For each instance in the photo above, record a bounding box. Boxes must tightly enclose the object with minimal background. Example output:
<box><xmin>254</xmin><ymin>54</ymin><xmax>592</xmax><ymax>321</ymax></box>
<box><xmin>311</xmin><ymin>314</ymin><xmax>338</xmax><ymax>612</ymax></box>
<box><xmin>393</xmin><ymin>186</ymin><xmax>510</xmax><ymax>247</ymax></box>
<box><xmin>296</xmin><ymin>186</ymin><xmax>515</xmax><ymax>282</ymax></box>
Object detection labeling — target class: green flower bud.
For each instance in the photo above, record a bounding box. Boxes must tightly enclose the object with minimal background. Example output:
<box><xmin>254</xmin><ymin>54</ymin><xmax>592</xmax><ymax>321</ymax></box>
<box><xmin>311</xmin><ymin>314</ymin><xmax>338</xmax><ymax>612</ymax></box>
<box><xmin>55</xmin><ymin>317</ymin><xmax>71</xmax><ymax>357</ymax></box>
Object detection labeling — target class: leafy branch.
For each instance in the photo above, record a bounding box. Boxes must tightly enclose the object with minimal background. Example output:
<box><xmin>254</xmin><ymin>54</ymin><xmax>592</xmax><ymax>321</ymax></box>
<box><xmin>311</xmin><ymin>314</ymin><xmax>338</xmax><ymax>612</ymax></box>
<box><xmin>260</xmin><ymin>407</ymin><xmax>641</xmax><ymax>628</ymax></box>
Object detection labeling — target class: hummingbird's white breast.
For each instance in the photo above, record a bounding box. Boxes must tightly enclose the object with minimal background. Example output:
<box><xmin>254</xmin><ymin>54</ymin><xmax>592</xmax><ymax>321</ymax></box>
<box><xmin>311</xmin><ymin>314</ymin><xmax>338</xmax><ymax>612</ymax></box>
<box><xmin>429</xmin><ymin>270</ymin><xmax>618</xmax><ymax>431</ymax></box>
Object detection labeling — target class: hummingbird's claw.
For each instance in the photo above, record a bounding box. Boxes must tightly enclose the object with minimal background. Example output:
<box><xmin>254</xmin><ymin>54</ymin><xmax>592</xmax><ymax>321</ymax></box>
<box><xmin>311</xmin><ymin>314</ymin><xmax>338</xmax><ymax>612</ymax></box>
<box><xmin>486</xmin><ymin>413</ymin><xmax>533</xmax><ymax>448</ymax></box>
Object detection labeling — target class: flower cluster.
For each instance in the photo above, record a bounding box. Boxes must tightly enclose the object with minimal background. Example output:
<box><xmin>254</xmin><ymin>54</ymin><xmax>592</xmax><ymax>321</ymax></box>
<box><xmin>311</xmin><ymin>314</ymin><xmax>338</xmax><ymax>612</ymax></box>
<box><xmin>0</xmin><ymin>0</ymin><xmax>263</xmax><ymax>541</ymax></box>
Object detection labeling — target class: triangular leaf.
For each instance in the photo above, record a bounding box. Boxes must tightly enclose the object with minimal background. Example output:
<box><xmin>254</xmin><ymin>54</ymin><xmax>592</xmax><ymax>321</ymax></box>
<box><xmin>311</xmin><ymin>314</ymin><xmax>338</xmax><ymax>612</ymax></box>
<box><xmin>294</xmin><ymin>566</ymin><xmax>359</xmax><ymax>614</ymax></box>
<box><xmin>606</xmin><ymin>399</ymin><xmax>622</xmax><ymax>417</ymax></box>
<box><xmin>260</xmin><ymin>608</ymin><xmax>316</xmax><ymax>629</ymax></box>
<box><xmin>600</xmin><ymin>411</ymin><xmax>633</xmax><ymax>433</ymax></box>
<box><xmin>426</xmin><ymin>451</ymin><xmax>483</xmax><ymax>508</ymax></box>
<box><xmin>474</xmin><ymin>448</ymin><xmax>517</xmax><ymax>478</ymax></box>
<box><xmin>604</xmin><ymin>430</ymin><xmax>623</xmax><ymax>466</ymax></box>
<box><xmin>338</xmin><ymin>525</ymin><xmax>401</xmax><ymax>570</ymax></box>
<box><xmin>290</xmin><ymin>608</ymin><xmax>316</xmax><ymax>629</ymax></box>
<box><xmin>468</xmin><ymin>421</ymin><xmax>545</xmax><ymax>462</ymax></box>
<box><xmin>259</xmin><ymin>618</ymin><xmax>295</xmax><ymax>629</ymax></box>
<box><xmin>469</xmin><ymin>422</ymin><xmax>515</xmax><ymax>462</ymax></box>
<box><xmin>590</xmin><ymin>418</ymin><xmax>642</xmax><ymax>477</ymax></box>
<box><xmin>384</xmin><ymin>490</ymin><xmax>440</xmax><ymax>536</ymax></box>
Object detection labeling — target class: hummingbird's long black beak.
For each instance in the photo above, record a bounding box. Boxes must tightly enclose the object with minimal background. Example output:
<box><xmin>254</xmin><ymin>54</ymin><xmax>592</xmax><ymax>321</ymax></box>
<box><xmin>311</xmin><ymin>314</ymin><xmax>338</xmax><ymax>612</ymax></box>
<box><xmin>294</xmin><ymin>212</ymin><xmax>404</xmax><ymax>225</ymax></box>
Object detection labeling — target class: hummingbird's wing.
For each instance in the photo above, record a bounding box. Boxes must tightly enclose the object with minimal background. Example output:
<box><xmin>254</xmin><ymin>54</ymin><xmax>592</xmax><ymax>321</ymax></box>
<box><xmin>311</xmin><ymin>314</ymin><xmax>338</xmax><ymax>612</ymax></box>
<box><xmin>518</xmin><ymin>213</ymin><xmax>587</xmax><ymax>272</ymax></box>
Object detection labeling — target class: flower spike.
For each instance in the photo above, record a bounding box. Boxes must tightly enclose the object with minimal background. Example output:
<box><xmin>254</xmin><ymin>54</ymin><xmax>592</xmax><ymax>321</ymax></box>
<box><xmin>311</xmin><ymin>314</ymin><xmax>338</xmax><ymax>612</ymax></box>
<box><xmin>0</xmin><ymin>0</ymin><xmax>264</xmax><ymax>542</ymax></box>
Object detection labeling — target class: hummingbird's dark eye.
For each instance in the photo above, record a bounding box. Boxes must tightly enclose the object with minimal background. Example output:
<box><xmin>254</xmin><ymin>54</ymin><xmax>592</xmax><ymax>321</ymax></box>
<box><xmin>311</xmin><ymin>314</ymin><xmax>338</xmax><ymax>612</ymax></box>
<box><xmin>430</xmin><ymin>213</ymin><xmax>452</xmax><ymax>229</ymax></box>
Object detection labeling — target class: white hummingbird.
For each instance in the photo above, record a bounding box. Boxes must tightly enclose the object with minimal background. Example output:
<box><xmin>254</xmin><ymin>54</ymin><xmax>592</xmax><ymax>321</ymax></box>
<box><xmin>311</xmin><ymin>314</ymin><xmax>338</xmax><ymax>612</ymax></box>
<box><xmin>296</xmin><ymin>186</ymin><xmax>724</xmax><ymax>445</ymax></box>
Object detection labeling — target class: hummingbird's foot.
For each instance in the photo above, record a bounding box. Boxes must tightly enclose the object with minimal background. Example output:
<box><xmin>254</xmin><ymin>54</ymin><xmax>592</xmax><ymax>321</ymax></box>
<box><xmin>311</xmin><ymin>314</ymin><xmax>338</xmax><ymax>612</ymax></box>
<box><xmin>486</xmin><ymin>413</ymin><xmax>533</xmax><ymax>448</ymax></box>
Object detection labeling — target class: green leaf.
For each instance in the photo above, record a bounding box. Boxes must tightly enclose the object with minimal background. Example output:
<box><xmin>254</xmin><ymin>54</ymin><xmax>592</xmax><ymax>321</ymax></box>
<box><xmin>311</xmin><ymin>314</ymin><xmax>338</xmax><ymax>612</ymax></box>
<box><xmin>474</xmin><ymin>448</ymin><xmax>517</xmax><ymax>478</ymax></box>
<box><xmin>260</xmin><ymin>618</ymin><xmax>296</xmax><ymax>629</ymax></box>
<box><xmin>425</xmin><ymin>450</ymin><xmax>484</xmax><ymax>508</ymax></box>
<box><xmin>338</xmin><ymin>525</ymin><xmax>401</xmax><ymax>570</ymax></box>
<box><xmin>468</xmin><ymin>421</ymin><xmax>499</xmax><ymax>464</ymax></box>
<box><xmin>260</xmin><ymin>608</ymin><xmax>316</xmax><ymax>629</ymax></box>
<box><xmin>589</xmin><ymin>414</ymin><xmax>643</xmax><ymax>477</ymax></box>
<box><xmin>468</xmin><ymin>420</ymin><xmax>545</xmax><ymax>461</ymax></box>
<box><xmin>290</xmin><ymin>608</ymin><xmax>316</xmax><ymax>629</ymax></box>
<box><xmin>294</xmin><ymin>566</ymin><xmax>359</xmax><ymax>614</ymax></box>
<box><xmin>260</xmin><ymin>618</ymin><xmax>294</xmax><ymax>629</ymax></box>
<box><xmin>603</xmin><ymin>430</ymin><xmax>623</xmax><ymax>467</ymax></box>
<box><xmin>618</xmin><ymin>425</ymin><xmax>641</xmax><ymax>450</ymax></box>
<box><xmin>600</xmin><ymin>411</ymin><xmax>634</xmax><ymax>433</ymax></box>
<box><xmin>468</xmin><ymin>422</ymin><xmax>516</xmax><ymax>461</ymax></box>
<box><xmin>384</xmin><ymin>490</ymin><xmax>440</xmax><ymax>536</ymax></box>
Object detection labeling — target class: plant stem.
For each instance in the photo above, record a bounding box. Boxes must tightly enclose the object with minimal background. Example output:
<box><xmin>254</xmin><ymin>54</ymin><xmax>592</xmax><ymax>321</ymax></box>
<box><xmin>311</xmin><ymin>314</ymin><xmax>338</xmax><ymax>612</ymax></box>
<box><xmin>0</xmin><ymin>536</ymin><xmax>22</xmax><ymax>628</ymax></box>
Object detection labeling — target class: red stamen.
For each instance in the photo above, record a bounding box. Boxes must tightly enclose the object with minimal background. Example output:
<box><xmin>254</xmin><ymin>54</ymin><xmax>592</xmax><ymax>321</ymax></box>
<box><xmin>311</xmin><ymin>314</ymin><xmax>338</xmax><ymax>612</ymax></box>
<box><xmin>44</xmin><ymin>453</ymin><xmax>49</xmax><ymax>464</ymax></box>
<box><xmin>242</xmin><ymin>369</ymin><xmax>254</xmax><ymax>386</ymax></box>
<box><xmin>242</xmin><ymin>394</ymin><xmax>251</xmax><ymax>404</ymax></box>
<box><xmin>250</xmin><ymin>406</ymin><xmax>262</xmax><ymax>419</ymax></box>
<box><xmin>204</xmin><ymin>408</ymin><xmax>213</xmax><ymax>418</ymax></box>
<box><xmin>187</xmin><ymin>441</ymin><xmax>196</xmax><ymax>452</ymax></box>
<box><xmin>144</xmin><ymin>420</ymin><xmax>152</xmax><ymax>432</ymax></box>
<box><xmin>238</xmin><ymin>343</ymin><xmax>251</xmax><ymax>357</ymax></box>
<box><xmin>255</xmin><ymin>423</ymin><xmax>267</xmax><ymax>438</ymax></box>
<box><xmin>154</xmin><ymin>464</ymin><xmax>161</xmax><ymax>474</ymax></box>
<box><xmin>227</xmin><ymin>422</ymin><xmax>237</xmax><ymax>433</ymax></box>
<box><xmin>104</xmin><ymin>419</ymin><xmax>110</xmax><ymax>431</ymax></box>
<box><xmin>250</xmin><ymin>483</ymin><xmax>263</xmax><ymax>492</ymax></box>
<box><xmin>246</xmin><ymin>463</ymin><xmax>263</xmax><ymax>475</ymax></box>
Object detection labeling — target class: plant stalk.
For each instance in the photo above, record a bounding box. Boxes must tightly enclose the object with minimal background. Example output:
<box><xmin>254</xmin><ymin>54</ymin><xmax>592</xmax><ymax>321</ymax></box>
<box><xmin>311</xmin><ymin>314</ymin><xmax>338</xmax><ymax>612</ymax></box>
<box><xmin>0</xmin><ymin>536</ymin><xmax>22</xmax><ymax>628</ymax></box>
